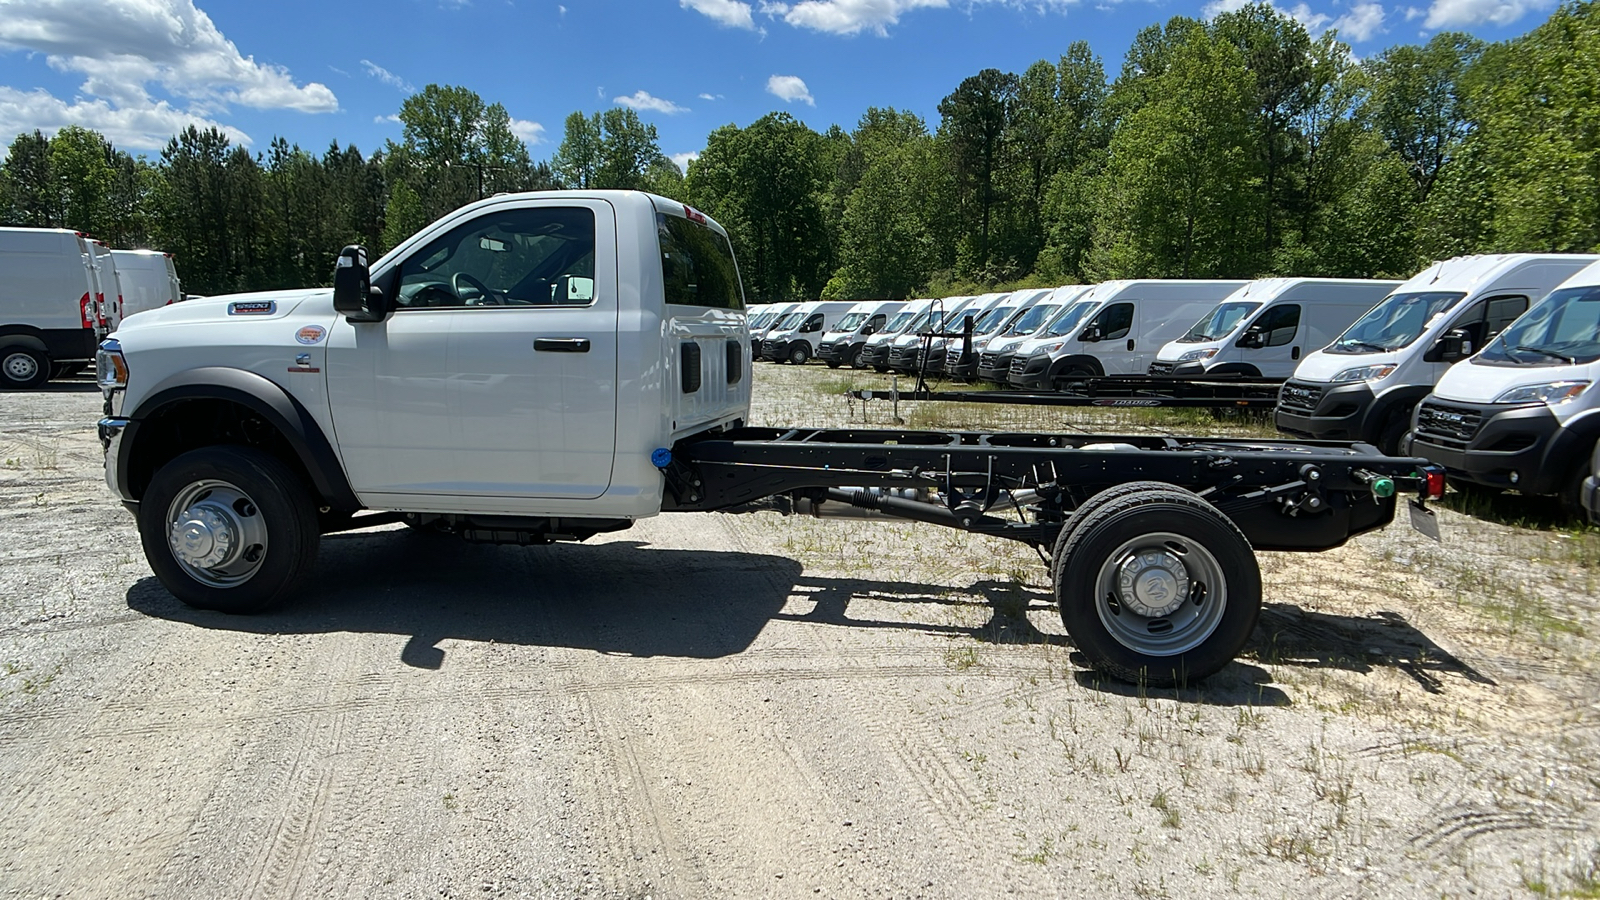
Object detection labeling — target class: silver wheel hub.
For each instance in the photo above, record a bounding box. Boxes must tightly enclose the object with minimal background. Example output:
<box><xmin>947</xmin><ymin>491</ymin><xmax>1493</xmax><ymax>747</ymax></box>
<box><xmin>3</xmin><ymin>352</ymin><xmax>37</xmax><ymax>381</ymax></box>
<box><xmin>164</xmin><ymin>479</ymin><xmax>269</xmax><ymax>587</ymax></box>
<box><xmin>1116</xmin><ymin>549</ymin><xmax>1190</xmax><ymax>618</ymax></box>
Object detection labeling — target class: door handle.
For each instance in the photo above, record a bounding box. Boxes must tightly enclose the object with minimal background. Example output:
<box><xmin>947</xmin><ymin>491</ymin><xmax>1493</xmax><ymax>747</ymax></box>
<box><xmin>1126</xmin><ymin>339</ymin><xmax>1135</xmax><ymax>351</ymax></box>
<box><xmin>1292</xmin><ymin>346</ymin><xmax>1300</xmax><ymax>360</ymax></box>
<box><xmin>535</xmin><ymin>337</ymin><xmax>591</xmax><ymax>353</ymax></box>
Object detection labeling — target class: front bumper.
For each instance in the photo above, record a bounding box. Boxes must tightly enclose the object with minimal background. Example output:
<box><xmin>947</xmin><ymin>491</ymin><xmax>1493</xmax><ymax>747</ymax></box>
<box><xmin>1274</xmin><ymin>380</ymin><xmax>1377</xmax><ymax>441</ymax></box>
<box><xmin>98</xmin><ymin>415</ymin><xmax>134</xmax><ymax>504</ymax></box>
<box><xmin>861</xmin><ymin>343</ymin><xmax>891</xmax><ymax>368</ymax></box>
<box><xmin>887</xmin><ymin>345</ymin><xmax>921</xmax><ymax>372</ymax></box>
<box><xmin>1008</xmin><ymin>353</ymin><xmax>1052</xmax><ymax>390</ymax></box>
<box><xmin>944</xmin><ymin>347</ymin><xmax>980</xmax><ymax>379</ymax></box>
<box><xmin>976</xmin><ymin>351</ymin><xmax>1013</xmax><ymax>383</ymax></box>
<box><xmin>1407</xmin><ymin>398</ymin><xmax>1568</xmax><ymax>495</ymax></box>
<box><xmin>760</xmin><ymin>339</ymin><xmax>791</xmax><ymax>361</ymax></box>
<box><xmin>817</xmin><ymin>340</ymin><xmax>857</xmax><ymax>365</ymax></box>
<box><xmin>1149</xmin><ymin>361</ymin><xmax>1204</xmax><ymax>376</ymax></box>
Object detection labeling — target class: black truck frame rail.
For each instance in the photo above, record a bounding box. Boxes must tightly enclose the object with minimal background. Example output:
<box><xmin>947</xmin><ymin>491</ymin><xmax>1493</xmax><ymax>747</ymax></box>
<box><xmin>663</xmin><ymin>426</ymin><xmax>1441</xmax><ymax>554</ymax></box>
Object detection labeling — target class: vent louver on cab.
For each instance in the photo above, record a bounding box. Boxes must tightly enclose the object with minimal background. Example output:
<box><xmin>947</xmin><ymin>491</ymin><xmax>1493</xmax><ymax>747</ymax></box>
<box><xmin>681</xmin><ymin>341</ymin><xmax>702</xmax><ymax>394</ymax></box>
<box><xmin>726</xmin><ymin>340</ymin><xmax>742</xmax><ymax>384</ymax></box>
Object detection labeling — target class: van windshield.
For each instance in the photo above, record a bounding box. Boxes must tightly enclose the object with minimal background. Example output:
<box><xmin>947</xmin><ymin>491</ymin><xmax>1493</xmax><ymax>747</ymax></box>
<box><xmin>1328</xmin><ymin>291</ymin><xmax>1466</xmax><ymax>353</ymax></box>
<box><xmin>1180</xmin><ymin>301</ymin><xmax>1261</xmax><ymax>342</ymax></box>
<box><xmin>1478</xmin><ymin>285</ymin><xmax>1600</xmax><ymax>366</ymax></box>
<box><xmin>1006</xmin><ymin>304</ymin><xmax>1059</xmax><ymax>336</ymax></box>
<box><xmin>884</xmin><ymin>309</ymin><xmax>921</xmax><ymax>334</ymax></box>
<box><xmin>832</xmin><ymin>312</ymin><xmax>868</xmax><ymax>333</ymax></box>
<box><xmin>1044</xmin><ymin>300</ymin><xmax>1098</xmax><ymax>337</ymax></box>
<box><xmin>971</xmin><ymin>307</ymin><xmax>1015</xmax><ymax>335</ymax></box>
<box><xmin>776</xmin><ymin>312</ymin><xmax>805</xmax><ymax>330</ymax></box>
<box><xmin>932</xmin><ymin>306</ymin><xmax>973</xmax><ymax>332</ymax></box>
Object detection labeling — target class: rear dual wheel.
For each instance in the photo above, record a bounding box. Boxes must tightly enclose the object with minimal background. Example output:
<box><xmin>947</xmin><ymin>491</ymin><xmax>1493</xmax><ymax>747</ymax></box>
<box><xmin>1052</xmin><ymin>485</ymin><xmax>1260</xmax><ymax>687</ymax></box>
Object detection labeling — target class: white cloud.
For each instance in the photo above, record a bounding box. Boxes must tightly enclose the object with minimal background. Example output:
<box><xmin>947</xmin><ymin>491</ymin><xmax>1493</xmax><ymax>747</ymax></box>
<box><xmin>1423</xmin><ymin>0</ymin><xmax>1546</xmax><ymax>27</ymax></box>
<box><xmin>613</xmin><ymin>90</ymin><xmax>689</xmax><ymax>114</ymax></box>
<box><xmin>1333</xmin><ymin>1</ymin><xmax>1386</xmax><ymax>39</ymax></box>
<box><xmin>697</xmin><ymin>92</ymin><xmax>724</xmax><ymax>101</ymax></box>
<box><xmin>766</xmin><ymin>74</ymin><xmax>815</xmax><ymax>105</ymax></box>
<box><xmin>671</xmin><ymin>151</ymin><xmax>700</xmax><ymax>172</ymax></box>
<box><xmin>770</xmin><ymin>0</ymin><xmax>948</xmax><ymax>35</ymax></box>
<box><xmin>1284</xmin><ymin>2</ymin><xmax>1332</xmax><ymax>29</ymax></box>
<box><xmin>360</xmin><ymin>59</ymin><xmax>413</xmax><ymax>94</ymax></box>
<box><xmin>559</xmin><ymin>4</ymin><xmax>567</xmax><ymax>12</ymax></box>
<box><xmin>509</xmin><ymin>118</ymin><xmax>546</xmax><ymax>143</ymax></box>
<box><xmin>373</xmin><ymin>113</ymin><xmax>401</xmax><ymax>124</ymax></box>
<box><xmin>1202</xmin><ymin>0</ymin><xmax>1336</xmax><ymax>32</ymax></box>
<box><xmin>680</xmin><ymin>0</ymin><xmax>757</xmax><ymax>29</ymax></box>
<box><xmin>0</xmin><ymin>85</ymin><xmax>248</xmax><ymax>150</ymax></box>
<box><xmin>1403</xmin><ymin>4</ymin><xmax>1425</xmax><ymax>17</ymax></box>
<box><xmin>0</xmin><ymin>0</ymin><xmax>337</xmax><ymax>113</ymax></box>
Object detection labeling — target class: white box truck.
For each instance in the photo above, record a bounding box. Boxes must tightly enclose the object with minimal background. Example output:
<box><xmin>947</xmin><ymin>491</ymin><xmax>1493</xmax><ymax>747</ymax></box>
<box><xmin>0</xmin><ymin>227</ymin><xmax>105</xmax><ymax>388</ymax></box>
<box><xmin>1406</xmin><ymin>259</ymin><xmax>1600</xmax><ymax>513</ymax></box>
<box><xmin>1150</xmin><ymin>278</ymin><xmax>1399</xmax><ymax>378</ymax></box>
<box><xmin>1277</xmin><ymin>254</ymin><xmax>1598</xmax><ymax>454</ymax></box>
<box><xmin>1009</xmin><ymin>280</ymin><xmax>1247</xmax><ymax>387</ymax></box>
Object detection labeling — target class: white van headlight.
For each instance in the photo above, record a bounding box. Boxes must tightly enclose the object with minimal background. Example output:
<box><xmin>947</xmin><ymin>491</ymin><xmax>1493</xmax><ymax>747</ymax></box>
<box><xmin>1330</xmin><ymin>364</ymin><xmax>1397</xmax><ymax>383</ymax></box>
<box><xmin>1177</xmin><ymin>348</ymin><xmax>1218</xmax><ymax>363</ymax></box>
<box><xmin>1493</xmin><ymin>381</ymin><xmax>1590</xmax><ymax>405</ymax></box>
<box><xmin>1036</xmin><ymin>342</ymin><xmax>1066</xmax><ymax>355</ymax></box>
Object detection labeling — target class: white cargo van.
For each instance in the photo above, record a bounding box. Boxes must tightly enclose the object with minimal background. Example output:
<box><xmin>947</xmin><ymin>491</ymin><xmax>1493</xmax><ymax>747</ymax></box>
<box><xmin>748</xmin><ymin>302</ymin><xmax>797</xmax><ymax>355</ymax></box>
<box><xmin>0</xmin><ymin>227</ymin><xmax>103</xmax><ymax>388</ymax></box>
<box><xmin>760</xmin><ymin>300</ymin><xmax>857</xmax><ymax>364</ymax></box>
<box><xmin>911</xmin><ymin>293</ymin><xmax>1008</xmax><ymax>375</ymax></box>
<box><xmin>1277</xmin><ymin>254</ymin><xmax>1598</xmax><ymax>454</ymax></box>
<box><xmin>887</xmin><ymin>296</ymin><xmax>976</xmax><ymax>373</ymax></box>
<box><xmin>860</xmin><ymin>299</ymin><xmax>936</xmax><ymax>372</ymax></box>
<box><xmin>87</xmin><ymin>240</ymin><xmax>122</xmax><ymax>332</ymax></box>
<box><xmin>1151</xmin><ymin>279</ymin><xmax>1399</xmax><ymax>378</ymax></box>
<box><xmin>977</xmin><ymin>285</ymin><xmax>1089</xmax><ymax>384</ymax></box>
<box><xmin>1009</xmin><ymin>280</ymin><xmax>1247</xmax><ymax>387</ymax></box>
<box><xmin>1407</xmin><ymin>259</ymin><xmax>1600</xmax><ymax>512</ymax></box>
<box><xmin>109</xmin><ymin>249</ymin><xmax>182</xmax><ymax>327</ymax></box>
<box><xmin>817</xmin><ymin>300</ymin><xmax>903</xmax><ymax>368</ymax></box>
<box><xmin>942</xmin><ymin>289</ymin><xmax>1050</xmax><ymax>379</ymax></box>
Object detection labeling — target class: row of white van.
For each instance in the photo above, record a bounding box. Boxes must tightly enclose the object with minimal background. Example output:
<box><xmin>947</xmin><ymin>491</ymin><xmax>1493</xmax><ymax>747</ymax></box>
<box><xmin>0</xmin><ymin>226</ymin><xmax>183</xmax><ymax>388</ymax></box>
<box><xmin>746</xmin><ymin>253</ymin><xmax>1600</xmax><ymax>518</ymax></box>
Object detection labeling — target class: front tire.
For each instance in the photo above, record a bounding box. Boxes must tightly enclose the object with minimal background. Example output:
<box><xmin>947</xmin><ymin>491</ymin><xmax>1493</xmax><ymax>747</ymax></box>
<box><xmin>0</xmin><ymin>346</ymin><xmax>50</xmax><ymax>389</ymax></box>
<box><xmin>1053</xmin><ymin>486</ymin><xmax>1260</xmax><ymax>687</ymax></box>
<box><xmin>139</xmin><ymin>446</ymin><xmax>320</xmax><ymax>614</ymax></box>
<box><xmin>788</xmin><ymin>342</ymin><xmax>812</xmax><ymax>365</ymax></box>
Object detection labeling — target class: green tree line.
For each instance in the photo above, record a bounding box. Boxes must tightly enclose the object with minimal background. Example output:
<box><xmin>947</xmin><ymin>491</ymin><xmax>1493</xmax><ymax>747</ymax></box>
<box><xmin>3</xmin><ymin>1</ymin><xmax>1599</xmax><ymax>300</ymax></box>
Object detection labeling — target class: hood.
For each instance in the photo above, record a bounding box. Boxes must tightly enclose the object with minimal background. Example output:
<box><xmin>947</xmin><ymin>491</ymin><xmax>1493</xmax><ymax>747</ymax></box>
<box><xmin>1433</xmin><ymin>357</ymin><xmax>1600</xmax><ymax>404</ymax></box>
<box><xmin>1292</xmin><ymin>347</ymin><xmax>1398</xmax><ymax>383</ymax></box>
<box><xmin>114</xmin><ymin>288</ymin><xmax>327</xmax><ymax>334</ymax></box>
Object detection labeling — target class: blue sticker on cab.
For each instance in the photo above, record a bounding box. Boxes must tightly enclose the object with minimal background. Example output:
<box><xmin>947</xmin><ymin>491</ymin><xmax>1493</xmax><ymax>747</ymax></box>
<box><xmin>295</xmin><ymin>324</ymin><xmax>326</xmax><ymax>345</ymax></box>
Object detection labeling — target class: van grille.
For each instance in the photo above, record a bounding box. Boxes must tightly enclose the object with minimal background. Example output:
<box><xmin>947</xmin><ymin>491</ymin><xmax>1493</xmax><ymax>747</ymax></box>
<box><xmin>1278</xmin><ymin>381</ymin><xmax>1323</xmax><ymax>415</ymax></box>
<box><xmin>1413</xmin><ymin>401</ymin><xmax>1482</xmax><ymax>450</ymax></box>
<box><xmin>1148</xmin><ymin>362</ymin><xmax>1175</xmax><ymax>376</ymax></box>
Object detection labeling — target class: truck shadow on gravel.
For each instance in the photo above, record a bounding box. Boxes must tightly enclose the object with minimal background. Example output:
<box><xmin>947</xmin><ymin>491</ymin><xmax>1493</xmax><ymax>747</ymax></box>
<box><xmin>1251</xmin><ymin>604</ymin><xmax>1495</xmax><ymax>695</ymax></box>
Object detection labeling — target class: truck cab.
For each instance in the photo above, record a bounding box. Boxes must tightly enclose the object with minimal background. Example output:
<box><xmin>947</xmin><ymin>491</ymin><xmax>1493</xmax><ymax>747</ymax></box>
<box><xmin>1408</xmin><ymin>259</ymin><xmax>1600</xmax><ymax>512</ymax></box>
<box><xmin>98</xmin><ymin>191</ymin><xmax>748</xmax><ymax>612</ymax></box>
<box><xmin>1276</xmin><ymin>254</ymin><xmax>1597</xmax><ymax>454</ymax></box>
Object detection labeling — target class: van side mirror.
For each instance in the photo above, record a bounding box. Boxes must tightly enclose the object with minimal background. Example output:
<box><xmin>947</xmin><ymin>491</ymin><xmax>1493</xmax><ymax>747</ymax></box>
<box><xmin>1238</xmin><ymin>328</ymin><xmax>1264</xmax><ymax>349</ymax></box>
<box><xmin>1426</xmin><ymin>328</ymin><xmax>1472</xmax><ymax>363</ymax></box>
<box><xmin>1080</xmin><ymin>325</ymin><xmax>1102</xmax><ymax>343</ymax></box>
<box><xmin>332</xmin><ymin>245</ymin><xmax>389</xmax><ymax>322</ymax></box>
<box><xmin>861</xmin><ymin>324</ymin><xmax>875</xmax><ymax>336</ymax></box>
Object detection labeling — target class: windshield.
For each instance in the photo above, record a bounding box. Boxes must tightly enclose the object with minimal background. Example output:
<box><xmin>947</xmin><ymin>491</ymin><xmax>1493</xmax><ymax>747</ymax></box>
<box><xmin>1328</xmin><ymin>291</ymin><xmax>1466</xmax><ymax>353</ymax></box>
<box><xmin>749</xmin><ymin>311</ymin><xmax>776</xmax><ymax>328</ymax></box>
<box><xmin>1180</xmin><ymin>301</ymin><xmax>1261</xmax><ymax>343</ymax></box>
<box><xmin>1478</xmin><ymin>285</ymin><xmax>1600</xmax><ymax>366</ymax></box>
<box><xmin>776</xmin><ymin>311</ymin><xmax>805</xmax><ymax>330</ymax></box>
<box><xmin>1006</xmin><ymin>304</ymin><xmax>1059</xmax><ymax>336</ymax></box>
<box><xmin>832</xmin><ymin>312</ymin><xmax>868</xmax><ymax>332</ymax></box>
<box><xmin>1044</xmin><ymin>300</ymin><xmax>1099</xmax><ymax>337</ymax></box>
<box><xmin>933</xmin><ymin>305</ymin><xmax>974</xmax><ymax>332</ymax></box>
<box><xmin>884</xmin><ymin>309</ymin><xmax>921</xmax><ymax>333</ymax></box>
<box><xmin>970</xmin><ymin>307</ymin><xmax>1015</xmax><ymax>336</ymax></box>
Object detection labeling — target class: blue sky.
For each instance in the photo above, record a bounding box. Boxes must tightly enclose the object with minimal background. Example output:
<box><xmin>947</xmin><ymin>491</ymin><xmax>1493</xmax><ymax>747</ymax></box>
<box><xmin>0</xmin><ymin>0</ymin><xmax>1558</xmax><ymax>169</ymax></box>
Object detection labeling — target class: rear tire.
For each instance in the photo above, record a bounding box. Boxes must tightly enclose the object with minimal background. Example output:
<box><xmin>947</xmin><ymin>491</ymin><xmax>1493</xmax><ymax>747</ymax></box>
<box><xmin>1053</xmin><ymin>486</ymin><xmax>1260</xmax><ymax>687</ymax></box>
<box><xmin>0</xmin><ymin>346</ymin><xmax>50</xmax><ymax>389</ymax></box>
<box><xmin>139</xmin><ymin>446</ymin><xmax>320</xmax><ymax>614</ymax></box>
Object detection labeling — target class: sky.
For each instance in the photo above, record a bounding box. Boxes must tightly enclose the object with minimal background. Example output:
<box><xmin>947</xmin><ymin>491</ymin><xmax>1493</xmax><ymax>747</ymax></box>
<box><xmin>0</xmin><ymin>0</ymin><xmax>1561</xmax><ymax>170</ymax></box>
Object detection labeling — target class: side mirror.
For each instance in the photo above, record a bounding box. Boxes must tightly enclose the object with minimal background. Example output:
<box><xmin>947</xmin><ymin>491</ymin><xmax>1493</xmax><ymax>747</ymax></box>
<box><xmin>1426</xmin><ymin>328</ymin><xmax>1471</xmax><ymax>363</ymax></box>
<box><xmin>1238</xmin><ymin>328</ymin><xmax>1264</xmax><ymax>349</ymax></box>
<box><xmin>861</xmin><ymin>325</ymin><xmax>875</xmax><ymax>336</ymax></box>
<box><xmin>332</xmin><ymin>245</ymin><xmax>389</xmax><ymax>322</ymax></box>
<box><xmin>1080</xmin><ymin>325</ymin><xmax>1102</xmax><ymax>343</ymax></box>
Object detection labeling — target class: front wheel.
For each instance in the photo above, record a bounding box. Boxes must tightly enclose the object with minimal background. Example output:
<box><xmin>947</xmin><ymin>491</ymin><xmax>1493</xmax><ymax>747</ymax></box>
<box><xmin>138</xmin><ymin>446</ymin><xmax>321</xmax><ymax>614</ymax></box>
<box><xmin>0</xmin><ymin>346</ymin><xmax>50</xmax><ymax>389</ymax></box>
<box><xmin>850</xmin><ymin>346</ymin><xmax>869</xmax><ymax>369</ymax></box>
<box><xmin>825</xmin><ymin>359</ymin><xmax>842</xmax><ymax>369</ymax></box>
<box><xmin>788</xmin><ymin>342</ymin><xmax>812</xmax><ymax>365</ymax></box>
<box><xmin>1053</xmin><ymin>486</ymin><xmax>1260</xmax><ymax>687</ymax></box>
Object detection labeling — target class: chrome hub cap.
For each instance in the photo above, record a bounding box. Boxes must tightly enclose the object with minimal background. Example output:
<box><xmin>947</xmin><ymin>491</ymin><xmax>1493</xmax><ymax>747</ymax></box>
<box><xmin>1094</xmin><ymin>532</ymin><xmax>1228</xmax><ymax>657</ymax></box>
<box><xmin>165</xmin><ymin>479</ymin><xmax>269</xmax><ymax>587</ymax></box>
<box><xmin>3</xmin><ymin>352</ymin><xmax>38</xmax><ymax>381</ymax></box>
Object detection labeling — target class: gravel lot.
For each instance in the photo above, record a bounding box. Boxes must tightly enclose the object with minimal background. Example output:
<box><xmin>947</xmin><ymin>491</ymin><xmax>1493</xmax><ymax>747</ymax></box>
<box><xmin>1</xmin><ymin>366</ymin><xmax>1597</xmax><ymax>899</ymax></box>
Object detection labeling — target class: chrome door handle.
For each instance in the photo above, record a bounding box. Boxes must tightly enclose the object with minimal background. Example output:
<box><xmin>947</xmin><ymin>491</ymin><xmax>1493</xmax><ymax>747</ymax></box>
<box><xmin>535</xmin><ymin>338</ymin><xmax>591</xmax><ymax>353</ymax></box>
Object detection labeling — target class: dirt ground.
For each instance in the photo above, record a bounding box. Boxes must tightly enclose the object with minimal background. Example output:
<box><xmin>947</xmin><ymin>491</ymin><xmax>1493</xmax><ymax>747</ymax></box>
<box><xmin>1</xmin><ymin>366</ymin><xmax>1597</xmax><ymax>899</ymax></box>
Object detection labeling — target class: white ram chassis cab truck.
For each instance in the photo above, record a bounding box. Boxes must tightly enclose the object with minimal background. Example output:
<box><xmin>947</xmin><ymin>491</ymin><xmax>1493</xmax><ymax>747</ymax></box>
<box><xmin>97</xmin><ymin>190</ymin><xmax>1447</xmax><ymax>687</ymax></box>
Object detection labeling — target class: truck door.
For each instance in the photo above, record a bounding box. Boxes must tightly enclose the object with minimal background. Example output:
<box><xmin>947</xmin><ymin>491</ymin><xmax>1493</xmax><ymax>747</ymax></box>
<box><xmin>1082</xmin><ymin>302</ymin><xmax>1136</xmax><ymax>373</ymax></box>
<box><xmin>327</xmin><ymin>199</ymin><xmax>619</xmax><ymax>504</ymax></box>
<box><xmin>1239</xmin><ymin>303</ymin><xmax>1302</xmax><ymax>375</ymax></box>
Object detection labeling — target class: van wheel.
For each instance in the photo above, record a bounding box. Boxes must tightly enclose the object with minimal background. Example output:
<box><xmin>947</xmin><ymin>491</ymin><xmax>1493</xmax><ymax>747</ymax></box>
<box><xmin>1377</xmin><ymin>410</ymin><xmax>1409</xmax><ymax>457</ymax></box>
<box><xmin>825</xmin><ymin>359</ymin><xmax>842</xmax><ymax>369</ymax></box>
<box><xmin>139</xmin><ymin>446</ymin><xmax>320</xmax><ymax>614</ymax></box>
<box><xmin>0</xmin><ymin>346</ymin><xmax>50</xmax><ymax>389</ymax></box>
<box><xmin>1053</xmin><ymin>486</ymin><xmax>1260</xmax><ymax>687</ymax></box>
<box><xmin>788</xmin><ymin>343</ymin><xmax>811</xmax><ymax>365</ymax></box>
<box><xmin>850</xmin><ymin>346</ymin><xmax>869</xmax><ymax>369</ymax></box>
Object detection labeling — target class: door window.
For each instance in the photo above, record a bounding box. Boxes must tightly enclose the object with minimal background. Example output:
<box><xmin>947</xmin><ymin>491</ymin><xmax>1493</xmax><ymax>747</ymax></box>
<box><xmin>1252</xmin><ymin>304</ymin><xmax>1301</xmax><ymax>347</ymax></box>
<box><xmin>395</xmin><ymin>207</ymin><xmax>596</xmax><ymax>309</ymax></box>
<box><xmin>1484</xmin><ymin>296</ymin><xmax>1530</xmax><ymax>343</ymax></box>
<box><xmin>1086</xmin><ymin>303</ymin><xmax>1134</xmax><ymax>341</ymax></box>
